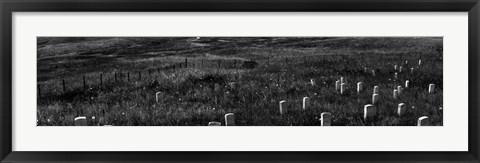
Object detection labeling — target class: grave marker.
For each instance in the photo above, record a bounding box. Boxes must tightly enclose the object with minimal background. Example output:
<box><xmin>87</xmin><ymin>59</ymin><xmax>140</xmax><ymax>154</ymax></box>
<box><xmin>279</xmin><ymin>100</ymin><xmax>287</xmax><ymax>114</ymax></box>
<box><xmin>363</xmin><ymin>104</ymin><xmax>376</xmax><ymax>121</ymax></box>
<box><xmin>405</xmin><ymin>80</ymin><xmax>410</xmax><ymax>88</ymax></box>
<box><xmin>417</xmin><ymin>116</ymin><xmax>430</xmax><ymax>126</ymax></box>
<box><xmin>335</xmin><ymin>80</ymin><xmax>340</xmax><ymax>91</ymax></box>
<box><xmin>302</xmin><ymin>97</ymin><xmax>310</xmax><ymax>110</ymax></box>
<box><xmin>225</xmin><ymin>113</ymin><xmax>235</xmax><ymax>126</ymax></box>
<box><xmin>372</xmin><ymin>94</ymin><xmax>379</xmax><ymax>104</ymax></box>
<box><xmin>320</xmin><ymin>112</ymin><xmax>332</xmax><ymax>126</ymax></box>
<box><xmin>155</xmin><ymin>92</ymin><xmax>162</xmax><ymax>103</ymax></box>
<box><xmin>393</xmin><ymin>89</ymin><xmax>398</xmax><ymax>99</ymax></box>
<box><xmin>208</xmin><ymin>122</ymin><xmax>222</xmax><ymax>126</ymax></box>
<box><xmin>429</xmin><ymin>84</ymin><xmax>435</xmax><ymax>94</ymax></box>
<box><xmin>357</xmin><ymin>82</ymin><xmax>363</xmax><ymax>94</ymax></box>
<box><xmin>373</xmin><ymin>86</ymin><xmax>379</xmax><ymax>94</ymax></box>
<box><xmin>341</xmin><ymin>83</ymin><xmax>347</xmax><ymax>94</ymax></box>
<box><xmin>74</xmin><ymin>116</ymin><xmax>87</xmax><ymax>126</ymax></box>
<box><xmin>397</xmin><ymin>86</ymin><xmax>403</xmax><ymax>94</ymax></box>
<box><xmin>91</xmin><ymin>116</ymin><xmax>96</xmax><ymax>125</ymax></box>
<box><xmin>397</xmin><ymin>103</ymin><xmax>406</xmax><ymax>116</ymax></box>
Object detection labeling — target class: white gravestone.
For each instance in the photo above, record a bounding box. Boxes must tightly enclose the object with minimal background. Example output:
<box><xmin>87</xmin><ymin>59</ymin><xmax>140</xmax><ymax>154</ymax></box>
<box><xmin>155</xmin><ymin>92</ymin><xmax>162</xmax><ymax>103</ymax></box>
<box><xmin>405</xmin><ymin>80</ymin><xmax>410</xmax><ymax>88</ymax></box>
<box><xmin>363</xmin><ymin>104</ymin><xmax>376</xmax><ymax>121</ymax></box>
<box><xmin>357</xmin><ymin>82</ymin><xmax>363</xmax><ymax>94</ymax></box>
<box><xmin>208</xmin><ymin>121</ymin><xmax>221</xmax><ymax>126</ymax></box>
<box><xmin>279</xmin><ymin>100</ymin><xmax>287</xmax><ymax>114</ymax></box>
<box><xmin>397</xmin><ymin>103</ymin><xmax>406</xmax><ymax>116</ymax></box>
<box><xmin>335</xmin><ymin>80</ymin><xmax>340</xmax><ymax>91</ymax></box>
<box><xmin>417</xmin><ymin>116</ymin><xmax>430</xmax><ymax>126</ymax></box>
<box><xmin>393</xmin><ymin>89</ymin><xmax>398</xmax><ymax>100</ymax></box>
<box><xmin>397</xmin><ymin>86</ymin><xmax>402</xmax><ymax>94</ymax></box>
<box><xmin>74</xmin><ymin>116</ymin><xmax>87</xmax><ymax>126</ymax></box>
<box><xmin>341</xmin><ymin>83</ymin><xmax>347</xmax><ymax>94</ymax></box>
<box><xmin>372</xmin><ymin>94</ymin><xmax>379</xmax><ymax>105</ymax></box>
<box><xmin>225</xmin><ymin>113</ymin><xmax>235</xmax><ymax>126</ymax></box>
<box><xmin>320</xmin><ymin>112</ymin><xmax>332</xmax><ymax>126</ymax></box>
<box><xmin>429</xmin><ymin>84</ymin><xmax>435</xmax><ymax>94</ymax></box>
<box><xmin>302</xmin><ymin>97</ymin><xmax>310</xmax><ymax>110</ymax></box>
<box><xmin>373</xmin><ymin>86</ymin><xmax>379</xmax><ymax>95</ymax></box>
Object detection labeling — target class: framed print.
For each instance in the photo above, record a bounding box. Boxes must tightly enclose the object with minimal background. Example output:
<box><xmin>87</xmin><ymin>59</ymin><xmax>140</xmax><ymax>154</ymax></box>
<box><xmin>1</xmin><ymin>0</ymin><xmax>479</xmax><ymax>162</ymax></box>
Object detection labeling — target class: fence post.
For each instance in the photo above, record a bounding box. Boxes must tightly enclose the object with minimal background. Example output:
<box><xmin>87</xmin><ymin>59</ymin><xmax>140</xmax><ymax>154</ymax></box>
<box><xmin>114</xmin><ymin>73</ymin><xmax>117</xmax><ymax>82</ymax></box>
<box><xmin>62</xmin><ymin>79</ymin><xmax>66</xmax><ymax>92</ymax></box>
<box><xmin>218</xmin><ymin>60</ymin><xmax>221</xmax><ymax>70</ymax></box>
<box><xmin>37</xmin><ymin>84</ymin><xmax>42</xmax><ymax>98</ymax></box>
<box><xmin>138</xmin><ymin>71</ymin><xmax>141</xmax><ymax>80</ymax></box>
<box><xmin>185</xmin><ymin>58</ymin><xmax>188</xmax><ymax>68</ymax></box>
<box><xmin>157</xmin><ymin>68</ymin><xmax>160</xmax><ymax>73</ymax></box>
<box><xmin>83</xmin><ymin>75</ymin><xmax>86</xmax><ymax>89</ymax></box>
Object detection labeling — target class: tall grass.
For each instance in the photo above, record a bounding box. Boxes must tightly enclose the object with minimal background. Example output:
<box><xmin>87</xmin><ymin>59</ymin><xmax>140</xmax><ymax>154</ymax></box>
<box><xmin>37</xmin><ymin>37</ymin><xmax>443</xmax><ymax>126</ymax></box>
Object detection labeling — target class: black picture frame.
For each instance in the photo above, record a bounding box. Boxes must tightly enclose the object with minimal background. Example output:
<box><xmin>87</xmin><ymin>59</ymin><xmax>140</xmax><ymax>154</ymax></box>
<box><xmin>1</xmin><ymin>0</ymin><xmax>479</xmax><ymax>162</ymax></box>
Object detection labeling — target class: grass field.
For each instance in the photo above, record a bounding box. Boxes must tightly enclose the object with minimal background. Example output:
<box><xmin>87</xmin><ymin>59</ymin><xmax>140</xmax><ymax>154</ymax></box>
<box><xmin>37</xmin><ymin>37</ymin><xmax>443</xmax><ymax>126</ymax></box>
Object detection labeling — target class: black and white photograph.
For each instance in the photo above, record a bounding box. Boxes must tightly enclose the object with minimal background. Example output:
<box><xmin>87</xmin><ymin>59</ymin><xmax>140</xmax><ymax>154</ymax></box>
<box><xmin>36</xmin><ymin>37</ymin><xmax>443</xmax><ymax>126</ymax></box>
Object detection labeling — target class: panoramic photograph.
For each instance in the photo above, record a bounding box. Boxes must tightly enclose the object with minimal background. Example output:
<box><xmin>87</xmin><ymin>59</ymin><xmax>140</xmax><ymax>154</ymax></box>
<box><xmin>36</xmin><ymin>37</ymin><xmax>443</xmax><ymax>126</ymax></box>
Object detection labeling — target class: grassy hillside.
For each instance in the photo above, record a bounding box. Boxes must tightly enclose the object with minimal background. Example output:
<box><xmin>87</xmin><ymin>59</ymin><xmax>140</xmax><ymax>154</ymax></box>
<box><xmin>37</xmin><ymin>37</ymin><xmax>443</xmax><ymax>126</ymax></box>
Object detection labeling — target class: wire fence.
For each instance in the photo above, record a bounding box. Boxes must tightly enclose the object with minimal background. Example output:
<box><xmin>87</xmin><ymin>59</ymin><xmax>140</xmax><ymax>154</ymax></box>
<box><xmin>37</xmin><ymin>52</ymin><xmax>440</xmax><ymax>98</ymax></box>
